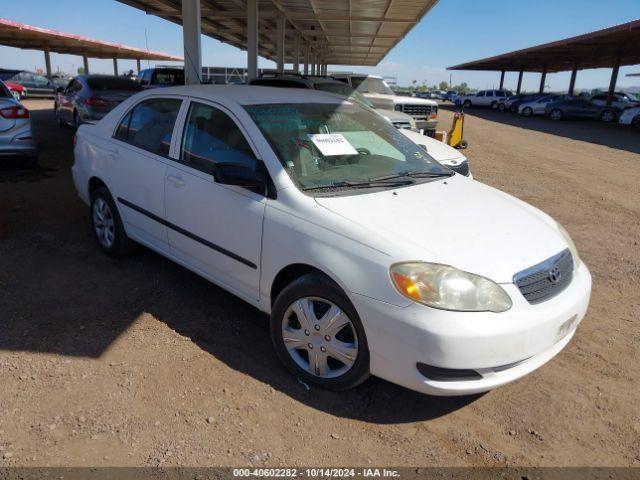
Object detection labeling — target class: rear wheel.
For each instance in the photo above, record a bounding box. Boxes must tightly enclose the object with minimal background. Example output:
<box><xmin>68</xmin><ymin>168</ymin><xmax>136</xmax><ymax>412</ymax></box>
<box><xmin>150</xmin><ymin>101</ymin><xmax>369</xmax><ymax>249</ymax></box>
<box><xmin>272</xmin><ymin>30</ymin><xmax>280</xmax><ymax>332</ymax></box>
<box><xmin>632</xmin><ymin>115</ymin><xmax>640</xmax><ymax>129</ymax></box>
<box><xmin>522</xmin><ymin>106</ymin><xmax>533</xmax><ymax>117</ymax></box>
<box><xmin>491</xmin><ymin>101</ymin><xmax>498</xmax><ymax>110</ymax></box>
<box><xmin>600</xmin><ymin>109</ymin><xmax>616</xmax><ymax>123</ymax></box>
<box><xmin>270</xmin><ymin>272</ymin><xmax>370</xmax><ymax>391</ymax></box>
<box><xmin>463</xmin><ymin>100</ymin><xmax>472</xmax><ymax>108</ymax></box>
<box><xmin>90</xmin><ymin>187</ymin><xmax>136</xmax><ymax>257</ymax></box>
<box><xmin>549</xmin><ymin>109</ymin><xmax>563</xmax><ymax>121</ymax></box>
<box><xmin>498</xmin><ymin>103</ymin><xmax>506</xmax><ymax>111</ymax></box>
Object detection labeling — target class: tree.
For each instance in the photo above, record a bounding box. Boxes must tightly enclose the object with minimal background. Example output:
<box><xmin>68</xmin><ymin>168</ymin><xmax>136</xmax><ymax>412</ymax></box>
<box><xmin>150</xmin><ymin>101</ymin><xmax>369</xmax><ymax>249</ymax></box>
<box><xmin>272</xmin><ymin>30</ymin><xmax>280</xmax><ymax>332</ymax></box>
<box><xmin>77</xmin><ymin>67</ymin><xmax>85</xmax><ymax>75</ymax></box>
<box><xmin>438</xmin><ymin>81</ymin><xmax>449</xmax><ymax>91</ymax></box>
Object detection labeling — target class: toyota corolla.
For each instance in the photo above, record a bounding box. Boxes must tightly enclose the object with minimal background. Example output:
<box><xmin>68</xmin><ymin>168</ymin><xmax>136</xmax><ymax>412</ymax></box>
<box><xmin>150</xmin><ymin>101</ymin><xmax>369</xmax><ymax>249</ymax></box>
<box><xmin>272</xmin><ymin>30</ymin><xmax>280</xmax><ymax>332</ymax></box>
<box><xmin>72</xmin><ymin>86</ymin><xmax>591</xmax><ymax>396</ymax></box>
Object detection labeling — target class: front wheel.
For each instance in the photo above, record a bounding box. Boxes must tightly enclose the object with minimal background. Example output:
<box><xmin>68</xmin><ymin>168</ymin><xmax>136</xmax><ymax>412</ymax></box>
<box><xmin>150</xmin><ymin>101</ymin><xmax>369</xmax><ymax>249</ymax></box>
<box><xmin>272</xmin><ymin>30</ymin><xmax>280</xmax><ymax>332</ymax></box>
<box><xmin>463</xmin><ymin>100</ymin><xmax>472</xmax><ymax>108</ymax></box>
<box><xmin>522</xmin><ymin>107</ymin><xmax>533</xmax><ymax>117</ymax></box>
<box><xmin>498</xmin><ymin>103</ymin><xmax>505</xmax><ymax>111</ymax></box>
<box><xmin>632</xmin><ymin>115</ymin><xmax>640</xmax><ymax>129</ymax></box>
<box><xmin>270</xmin><ymin>273</ymin><xmax>370</xmax><ymax>391</ymax></box>
<box><xmin>90</xmin><ymin>187</ymin><xmax>136</xmax><ymax>256</ymax></box>
<box><xmin>600</xmin><ymin>109</ymin><xmax>616</xmax><ymax>123</ymax></box>
<box><xmin>549</xmin><ymin>109</ymin><xmax>563</xmax><ymax>121</ymax></box>
<box><xmin>491</xmin><ymin>101</ymin><xmax>498</xmax><ymax>110</ymax></box>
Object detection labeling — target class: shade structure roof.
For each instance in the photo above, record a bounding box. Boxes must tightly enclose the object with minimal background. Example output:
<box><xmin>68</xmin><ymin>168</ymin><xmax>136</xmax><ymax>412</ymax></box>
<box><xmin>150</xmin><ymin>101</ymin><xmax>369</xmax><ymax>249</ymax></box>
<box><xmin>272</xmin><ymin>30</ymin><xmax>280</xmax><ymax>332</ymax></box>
<box><xmin>448</xmin><ymin>19</ymin><xmax>640</xmax><ymax>73</ymax></box>
<box><xmin>115</xmin><ymin>0</ymin><xmax>439</xmax><ymax>66</ymax></box>
<box><xmin>0</xmin><ymin>18</ymin><xmax>183</xmax><ymax>61</ymax></box>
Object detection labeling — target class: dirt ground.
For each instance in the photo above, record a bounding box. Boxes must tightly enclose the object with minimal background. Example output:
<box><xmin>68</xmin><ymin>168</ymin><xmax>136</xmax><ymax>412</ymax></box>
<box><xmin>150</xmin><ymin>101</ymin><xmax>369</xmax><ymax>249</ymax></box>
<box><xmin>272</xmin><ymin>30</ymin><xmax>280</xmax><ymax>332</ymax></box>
<box><xmin>0</xmin><ymin>99</ymin><xmax>639</xmax><ymax>467</ymax></box>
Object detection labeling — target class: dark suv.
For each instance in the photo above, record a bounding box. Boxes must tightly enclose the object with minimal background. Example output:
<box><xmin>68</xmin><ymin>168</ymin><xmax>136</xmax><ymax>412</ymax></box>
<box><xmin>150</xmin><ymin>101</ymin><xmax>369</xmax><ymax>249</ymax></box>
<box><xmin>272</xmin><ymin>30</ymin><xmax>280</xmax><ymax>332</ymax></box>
<box><xmin>138</xmin><ymin>68</ymin><xmax>185</xmax><ymax>88</ymax></box>
<box><xmin>0</xmin><ymin>69</ymin><xmax>56</xmax><ymax>98</ymax></box>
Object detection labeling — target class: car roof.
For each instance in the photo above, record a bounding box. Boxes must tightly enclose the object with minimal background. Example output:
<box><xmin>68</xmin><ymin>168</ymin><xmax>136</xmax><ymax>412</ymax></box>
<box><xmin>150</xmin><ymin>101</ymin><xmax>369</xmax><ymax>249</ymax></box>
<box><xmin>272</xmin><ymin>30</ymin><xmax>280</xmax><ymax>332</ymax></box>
<box><xmin>143</xmin><ymin>84</ymin><xmax>348</xmax><ymax>105</ymax></box>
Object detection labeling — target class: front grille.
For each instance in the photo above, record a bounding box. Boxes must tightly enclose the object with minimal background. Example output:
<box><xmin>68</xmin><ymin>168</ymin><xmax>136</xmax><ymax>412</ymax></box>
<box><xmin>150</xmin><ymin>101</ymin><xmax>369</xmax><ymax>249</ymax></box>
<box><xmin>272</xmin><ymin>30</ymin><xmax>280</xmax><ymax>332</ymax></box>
<box><xmin>397</xmin><ymin>104</ymin><xmax>434</xmax><ymax>117</ymax></box>
<box><xmin>514</xmin><ymin>249</ymin><xmax>573</xmax><ymax>304</ymax></box>
<box><xmin>449</xmin><ymin>161</ymin><xmax>470</xmax><ymax>176</ymax></box>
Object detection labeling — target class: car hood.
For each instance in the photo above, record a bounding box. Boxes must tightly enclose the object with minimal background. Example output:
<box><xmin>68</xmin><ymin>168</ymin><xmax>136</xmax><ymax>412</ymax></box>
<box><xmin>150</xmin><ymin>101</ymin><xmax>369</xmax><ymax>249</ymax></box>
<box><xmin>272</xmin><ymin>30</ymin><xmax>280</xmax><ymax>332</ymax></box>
<box><xmin>399</xmin><ymin>129</ymin><xmax>466</xmax><ymax>163</ymax></box>
<box><xmin>314</xmin><ymin>176</ymin><xmax>567</xmax><ymax>283</ymax></box>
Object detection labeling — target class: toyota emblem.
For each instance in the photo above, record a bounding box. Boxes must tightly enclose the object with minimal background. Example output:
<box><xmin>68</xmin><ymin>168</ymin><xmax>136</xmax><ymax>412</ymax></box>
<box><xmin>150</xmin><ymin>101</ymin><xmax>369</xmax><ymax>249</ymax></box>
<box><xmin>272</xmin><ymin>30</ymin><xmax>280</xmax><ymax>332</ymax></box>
<box><xmin>548</xmin><ymin>266</ymin><xmax>562</xmax><ymax>284</ymax></box>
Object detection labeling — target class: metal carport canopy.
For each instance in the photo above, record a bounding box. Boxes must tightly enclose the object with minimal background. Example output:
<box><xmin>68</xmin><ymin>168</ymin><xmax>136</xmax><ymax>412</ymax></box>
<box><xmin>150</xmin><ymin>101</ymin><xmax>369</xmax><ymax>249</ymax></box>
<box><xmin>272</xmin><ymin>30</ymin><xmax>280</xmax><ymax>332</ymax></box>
<box><xmin>0</xmin><ymin>18</ymin><xmax>183</xmax><ymax>62</ymax></box>
<box><xmin>447</xmin><ymin>19</ymin><xmax>640</xmax><ymax>73</ymax></box>
<box><xmin>115</xmin><ymin>0</ymin><xmax>438</xmax><ymax>67</ymax></box>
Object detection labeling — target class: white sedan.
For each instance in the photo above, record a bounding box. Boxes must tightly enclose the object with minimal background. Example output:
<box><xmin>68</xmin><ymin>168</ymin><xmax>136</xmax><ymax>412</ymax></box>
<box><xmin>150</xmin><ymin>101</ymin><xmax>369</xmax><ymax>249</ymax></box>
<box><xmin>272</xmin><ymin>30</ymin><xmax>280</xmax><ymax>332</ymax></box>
<box><xmin>72</xmin><ymin>86</ymin><xmax>591</xmax><ymax>396</ymax></box>
<box><xmin>619</xmin><ymin>106</ymin><xmax>640</xmax><ymax>128</ymax></box>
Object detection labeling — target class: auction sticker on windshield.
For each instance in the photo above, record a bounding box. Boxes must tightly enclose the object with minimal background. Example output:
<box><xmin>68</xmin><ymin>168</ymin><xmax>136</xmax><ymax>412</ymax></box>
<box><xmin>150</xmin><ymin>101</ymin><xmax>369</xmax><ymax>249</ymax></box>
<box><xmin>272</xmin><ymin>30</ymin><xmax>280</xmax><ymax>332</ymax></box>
<box><xmin>307</xmin><ymin>133</ymin><xmax>359</xmax><ymax>156</ymax></box>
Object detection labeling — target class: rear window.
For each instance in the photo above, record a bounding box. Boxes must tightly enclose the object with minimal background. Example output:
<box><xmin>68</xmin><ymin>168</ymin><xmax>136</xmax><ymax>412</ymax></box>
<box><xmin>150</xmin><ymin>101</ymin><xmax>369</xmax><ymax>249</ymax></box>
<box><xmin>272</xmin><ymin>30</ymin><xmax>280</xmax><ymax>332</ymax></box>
<box><xmin>0</xmin><ymin>81</ymin><xmax>11</xmax><ymax>98</ymax></box>
<box><xmin>152</xmin><ymin>70</ymin><xmax>184</xmax><ymax>86</ymax></box>
<box><xmin>251</xmin><ymin>79</ymin><xmax>307</xmax><ymax>88</ymax></box>
<box><xmin>87</xmin><ymin>77</ymin><xmax>142</xmax><ymax>91</ymax></box>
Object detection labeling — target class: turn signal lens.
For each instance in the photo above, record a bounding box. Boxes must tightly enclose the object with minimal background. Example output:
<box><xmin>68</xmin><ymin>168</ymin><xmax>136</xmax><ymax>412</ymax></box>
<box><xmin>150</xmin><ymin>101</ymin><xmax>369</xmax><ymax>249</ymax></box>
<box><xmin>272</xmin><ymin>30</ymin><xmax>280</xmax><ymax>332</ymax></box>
<box><xmin>390</xmin><ymin>262</ymin><xmax>512</xmax><ymax>312</ymax></box>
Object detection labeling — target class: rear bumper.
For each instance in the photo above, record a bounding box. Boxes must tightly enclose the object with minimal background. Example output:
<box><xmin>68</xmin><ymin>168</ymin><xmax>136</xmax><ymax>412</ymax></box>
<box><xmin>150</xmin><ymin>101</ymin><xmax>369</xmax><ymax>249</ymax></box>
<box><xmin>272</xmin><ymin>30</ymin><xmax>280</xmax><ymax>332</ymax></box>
<box><xmin>0</xmin><ymin>124</ymin><xmax>37</xmax><ymax>157</ymax></box>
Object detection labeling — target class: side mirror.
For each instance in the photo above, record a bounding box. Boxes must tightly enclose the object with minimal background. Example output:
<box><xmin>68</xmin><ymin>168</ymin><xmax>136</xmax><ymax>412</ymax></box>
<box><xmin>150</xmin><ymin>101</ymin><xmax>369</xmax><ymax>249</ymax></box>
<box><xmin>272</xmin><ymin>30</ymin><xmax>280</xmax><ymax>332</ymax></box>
<box><xmin>215</xmin><ymin>163</ymin><xmax>267</xmax><ymax>191</ymax></box>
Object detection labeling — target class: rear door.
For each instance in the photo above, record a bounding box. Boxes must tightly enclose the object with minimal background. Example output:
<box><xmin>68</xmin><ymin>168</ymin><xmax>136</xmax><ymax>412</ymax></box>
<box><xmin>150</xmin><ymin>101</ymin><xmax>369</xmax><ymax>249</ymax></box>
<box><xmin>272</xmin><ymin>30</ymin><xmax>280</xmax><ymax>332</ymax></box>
<box><xmin>110</xmin><ymin>96</ymin><xmax>183</xmax><ymax>253</ymax></box>
<box><xmin>164</xmin><ymin>99</ymin><xmax>266</xmax><ymax>300</ymax></box>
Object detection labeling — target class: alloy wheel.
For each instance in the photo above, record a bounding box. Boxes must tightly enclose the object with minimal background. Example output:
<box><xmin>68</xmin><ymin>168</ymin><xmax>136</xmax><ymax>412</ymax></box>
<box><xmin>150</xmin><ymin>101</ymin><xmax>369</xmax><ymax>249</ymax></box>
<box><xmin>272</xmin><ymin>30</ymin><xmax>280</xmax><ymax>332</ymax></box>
<box><xmin>550</xmin><ymin>109</ymin><xmax>562</xmax><ymax>121</ymax></box>
<box><xmin>92</xmin><ymin>197</ymin><xmax>116</xmax><ymax>249</ymax></box>
<box><xmin>281</xmin><ymin>297</ymin><xmax>358</xmax><ymax>379</ymax></box>
<box><xmin>601</xmin><ymin>110</ymin><xmax>615</xmax><ymax>123</ymax></box>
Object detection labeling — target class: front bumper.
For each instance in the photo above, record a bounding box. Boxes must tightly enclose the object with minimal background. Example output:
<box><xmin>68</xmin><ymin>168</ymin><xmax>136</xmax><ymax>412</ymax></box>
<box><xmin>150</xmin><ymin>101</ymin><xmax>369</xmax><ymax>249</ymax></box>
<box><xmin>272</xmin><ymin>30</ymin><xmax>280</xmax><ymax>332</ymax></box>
<box><xmin>415</xmin><ymin>119</ymin><xmax>438</xmax><ymax>131</ymax></box>
<box><xmin>350</xmin><ymin>262</ymin><xmax>591</xmax><ymax>396</ymax></box>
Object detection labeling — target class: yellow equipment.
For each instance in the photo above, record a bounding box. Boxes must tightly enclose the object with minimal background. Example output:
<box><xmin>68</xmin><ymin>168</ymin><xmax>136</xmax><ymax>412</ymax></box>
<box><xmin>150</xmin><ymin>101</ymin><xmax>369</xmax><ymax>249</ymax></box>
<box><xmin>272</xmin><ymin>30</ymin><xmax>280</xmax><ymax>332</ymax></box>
<box><xmin>447</xmin><ymin>111</ymin><xmax>468</xmax><ymax>149</ymax></box>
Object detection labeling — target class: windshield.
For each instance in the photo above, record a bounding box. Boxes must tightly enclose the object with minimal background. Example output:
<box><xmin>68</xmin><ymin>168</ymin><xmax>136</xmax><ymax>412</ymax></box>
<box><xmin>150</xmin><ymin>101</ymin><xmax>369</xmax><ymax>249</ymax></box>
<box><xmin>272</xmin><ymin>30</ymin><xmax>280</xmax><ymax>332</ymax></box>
<box><xmin>245</xmin><ymin>102</ymin><xmax>450</xmax><ymax>192</ymax></box>
<box><xmin>350</xmin><ymin>77</ymin><xmax>395</xmax><ymax>96</ymax></box>
<box><xmin>87</xmin><ymin>77</ymin><xmax>142</xmax><ymax>91</ymax></box>
<box><xmin>313</xmin><ymin>82</ymin><xmax>375</xmax><ymax>108</ymax></box>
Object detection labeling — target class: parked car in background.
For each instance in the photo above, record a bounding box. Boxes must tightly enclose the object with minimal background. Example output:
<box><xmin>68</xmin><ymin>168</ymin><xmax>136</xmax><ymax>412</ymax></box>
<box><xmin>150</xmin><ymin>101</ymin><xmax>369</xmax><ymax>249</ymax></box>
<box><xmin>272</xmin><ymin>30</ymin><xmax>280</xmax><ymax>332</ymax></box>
<box><xmin>55</xmin><ymin>75</ymin><xmax>142</xmax><ymax>127</ymax></box>
<box><xmin>72</xmin><ymin>85</ymin><xmax>591</xmax><ymax>396</ymax></box>
<box><xmin>444</xmin><ymin>91</ymin><xmax>458</xmax><ymax>103</ymax></box>
<box><xmin>545</xmin><ymin>98</ymin><xmax>619</xmax><ymax>122</ymax></box>
<box><xmin>138</xmin><ymin>68</ymin><xmax>185</xmax><ymax>88</ymax></box>
<box><xmin>50</xmin><ymin>73</ymin><xmax>72</xmax><ymax>89</ymax></box>
<box><xmin>590</xmin><ymin>92</ymin><xmax>639</xmax><ymax>110</ymax></box>
<box><xmin>249</xmin><ymin>74</ymin><xmax>416</xmax><ymax>131</ymax></box>
<box><xmin>499</xmin><ymin>93</ymin><xmax>546</xmax><ymax>112</ymax></box>
<box><xmin>5</xmin><ymin>81</ymin><xmax>24</xmax><ymax>101</ymax></box>
<box><xmin>0</xmin><ymin>79</ymin><xmax>37</xmax><ymax>167</ymax></box>
<box><xmin>518</xmin><ymin>95</ymin><xmax>571</xmax><ymax>116</ymax></box>
<box><xmin>0</xmin><ymin>69</ymin><xmax>56</xmax><ymax>98</ymax></box>
<box><xmin>333</xmin><ymin>74</ymin><xmax>438</xmax><ymax>134</ymax></box>
<box><xmin>400</xmin><ymin>128</ymin><xmax>471</xmax><ymax>177</ymax></box>
<box><xmin>618</xmin><ymin>106</ymin><xmax>640</xmax><ymax>128</ymax></box>
<box><xmin>458</xmin><ymin>90</ymin><xmax>512</xmax><ymax>109</ymax></box>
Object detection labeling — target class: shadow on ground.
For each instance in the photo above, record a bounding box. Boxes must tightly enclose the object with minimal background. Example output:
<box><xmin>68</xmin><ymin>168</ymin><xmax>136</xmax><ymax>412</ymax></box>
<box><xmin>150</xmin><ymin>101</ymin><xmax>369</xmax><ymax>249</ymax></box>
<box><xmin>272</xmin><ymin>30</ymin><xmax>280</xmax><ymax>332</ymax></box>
<box><xmin>439</xmin><ymin>103</ymin><xmax>640</xmax><ymax>155</ymax></box>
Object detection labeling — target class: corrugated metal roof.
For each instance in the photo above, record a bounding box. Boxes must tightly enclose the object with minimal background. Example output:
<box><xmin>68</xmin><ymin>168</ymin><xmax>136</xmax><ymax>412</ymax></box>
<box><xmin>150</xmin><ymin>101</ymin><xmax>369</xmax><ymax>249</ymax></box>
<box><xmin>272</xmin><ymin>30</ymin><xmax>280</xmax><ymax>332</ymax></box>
<box><xmin>115</xmin><ymin>0</ymin><xmax>438</xmax><ymax>66</ymax></box>
<box><xmin>448</xmin><ymin>19</ymin><xmax>640</xmax><ymax>73</ymax></box>
<box><xmin>0</xmin><ymin>18</ymin><xmax>183</xmax><ymax>61</ymax></box>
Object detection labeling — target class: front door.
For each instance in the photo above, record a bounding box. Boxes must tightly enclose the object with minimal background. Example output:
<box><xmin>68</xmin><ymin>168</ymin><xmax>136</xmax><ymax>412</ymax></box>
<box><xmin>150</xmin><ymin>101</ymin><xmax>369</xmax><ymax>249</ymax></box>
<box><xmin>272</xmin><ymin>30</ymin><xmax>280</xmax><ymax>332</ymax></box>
<box><xmin>164</xmin><ymin>100</ymin><xmax>266</xmax><ymax>300</ymax></box>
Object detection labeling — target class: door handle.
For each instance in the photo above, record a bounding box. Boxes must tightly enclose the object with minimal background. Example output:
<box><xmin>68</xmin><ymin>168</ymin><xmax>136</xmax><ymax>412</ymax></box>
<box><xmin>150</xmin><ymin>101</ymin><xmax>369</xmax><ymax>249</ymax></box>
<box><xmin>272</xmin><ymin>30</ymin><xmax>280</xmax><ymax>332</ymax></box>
<box><xmin>167</xmin><ymin>174</ymin><xmax>186</xmax><ymax>188</ymax></box>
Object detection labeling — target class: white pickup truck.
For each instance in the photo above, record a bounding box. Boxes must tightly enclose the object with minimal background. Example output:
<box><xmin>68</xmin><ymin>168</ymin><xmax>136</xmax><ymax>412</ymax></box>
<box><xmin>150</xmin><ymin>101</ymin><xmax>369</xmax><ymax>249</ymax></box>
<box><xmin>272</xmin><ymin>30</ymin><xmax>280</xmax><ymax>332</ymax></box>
<box><xmin>333</xmin><ymin>74</ymin><xmax>438</xmax><ymax>133</ymax></box>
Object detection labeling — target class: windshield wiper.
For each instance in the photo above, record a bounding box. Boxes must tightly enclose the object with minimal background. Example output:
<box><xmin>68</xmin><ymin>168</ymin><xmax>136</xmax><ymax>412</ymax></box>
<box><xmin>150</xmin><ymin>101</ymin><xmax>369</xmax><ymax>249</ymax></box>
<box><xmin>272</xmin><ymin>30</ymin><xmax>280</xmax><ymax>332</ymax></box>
<box><xmin>372</xmin><ymin>170</ymin><xmax>454</xmax><ymax>181</ymax></box>
<box><xmin>302</xmin><ymin>179</ymin><xmax>413</xmax><ymax>191</ymax></box>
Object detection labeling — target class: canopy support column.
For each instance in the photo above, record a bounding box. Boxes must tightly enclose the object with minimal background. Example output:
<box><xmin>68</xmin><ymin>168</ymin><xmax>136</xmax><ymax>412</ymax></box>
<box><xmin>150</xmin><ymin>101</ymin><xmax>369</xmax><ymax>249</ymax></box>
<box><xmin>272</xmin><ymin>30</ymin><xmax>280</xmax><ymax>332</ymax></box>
<box><xmin>247</xmin><ymin>0</ymin><xmax>258</xmax><ymax>81</ymax></box>
<box><xmin>606</xmin><ymin>57</ymin><xmax>620</xmax><ymax>106</ymax></box>
<box><xmin>276</xmin><ymin>16</ymin><xmax>285</xmax><ymax>73</ymax></box>
<box><xmin>303</xmin><ymin>45</ymin><xmax>309</xmax><ymax>75</ymax></box>
<box><xmin>293</xmin><ymin>34</ymin><xmax>300</xmax><ymax>73</ymax></box>
<box><xmin>182</xmin><ymin>0</ymin><xmax>202</xmax><ymax>85</ymax></box>
<box><xmin>113</xmin><ymin>58</ymin><xmax>118</xmax><ymax>76</ymax></box>
<box><xmin>83</xmin><ymin>55</ymin><xmax>89</xmax><ymax>74</ymax></box>
<box><xmin>44</xmin><ymin>49</ymin><xmax>52</xmax><ymax>78</ymax></box>
<box><xmin>516</xmin><ymin>70</ymin><xmax>523</xmax><ymax>94</ymax></box>
<box><xmin>136</xmin><ymin>59</ymin><xmax>141</xmax><ymax>73</ymax></box>
<box><xmin>568</xmin><ymin>64</ymin><xmax>578</xmax><ymax>95</ymax></box>
<box><xmin>539</xmin><ymin>66</ymin><xmax>547</xmax><ymax>93</ymax></box>
<box><xmin>499</xmin><ymin>70</ymin><xmax>505</xmax><ymax>90</ymax></box>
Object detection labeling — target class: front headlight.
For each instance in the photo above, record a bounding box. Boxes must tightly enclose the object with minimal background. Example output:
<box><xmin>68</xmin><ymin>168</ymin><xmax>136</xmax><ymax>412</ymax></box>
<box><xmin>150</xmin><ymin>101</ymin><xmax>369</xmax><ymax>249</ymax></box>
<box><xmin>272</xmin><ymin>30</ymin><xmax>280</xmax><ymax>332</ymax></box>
<box><xmin>390</xmin><ymin>262</ymin><xmax>512</xmax><ymax>312</ymax></box>
<box><xmin>556</xmin><ymin>222</ymin><xmax>582</xmax><ymax>268</ymax></box>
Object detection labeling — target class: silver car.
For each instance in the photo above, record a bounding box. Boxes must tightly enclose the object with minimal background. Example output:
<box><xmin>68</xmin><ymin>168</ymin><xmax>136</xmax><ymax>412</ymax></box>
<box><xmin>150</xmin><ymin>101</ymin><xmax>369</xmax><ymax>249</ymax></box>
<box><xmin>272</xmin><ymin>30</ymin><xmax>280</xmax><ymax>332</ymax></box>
<box><xmin>0</xmin><ymin>80</ymin><xmax>37</xmax><ymax>167</ymax></box>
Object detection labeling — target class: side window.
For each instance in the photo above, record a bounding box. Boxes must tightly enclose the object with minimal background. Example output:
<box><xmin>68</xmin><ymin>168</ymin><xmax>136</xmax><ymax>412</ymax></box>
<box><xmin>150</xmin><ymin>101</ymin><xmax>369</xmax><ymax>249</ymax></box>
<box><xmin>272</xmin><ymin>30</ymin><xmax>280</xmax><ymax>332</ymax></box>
<box><xmin>477</xmin><ymin>91</ymin><xmax>485</xmax><ymax>97</ymax></box>
<box><xmin>180</xmin><ymin>102</ymin><xmax>258</xmax><ymax>175</ymax></box>
<box><xmin>114</xmin><ymin>98</ymin><xmax>182</xmax><ymax>156</ymax></box>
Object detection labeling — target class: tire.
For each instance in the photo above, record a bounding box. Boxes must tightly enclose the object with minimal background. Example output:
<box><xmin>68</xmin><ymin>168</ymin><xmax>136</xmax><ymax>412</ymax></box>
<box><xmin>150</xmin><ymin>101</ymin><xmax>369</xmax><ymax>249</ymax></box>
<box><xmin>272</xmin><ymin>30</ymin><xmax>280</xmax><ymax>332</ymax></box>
<box><xmin>90</xmin><ymin>186</ymin><xmax>136</xmax><ymax>257</ymax></box>
<box><xmin>463</xmin><ymin>100</ymin><xmax>472</xmax><ymax>108</ymax></box>
<box><xmin>549</xmin><ymin>109</ymin><xmax>563</xmax><ymax>121</ymax></box>
<box><xmin>270</xmin><ymin>272</ymin><xmax>370</xmax><ymax>391</ymax></box>
<box><xmin>632</xmin><ymin>115</ymin><xmax>640</xmax><ymax>129</ymax></box>
<box><xmin>491</xmin><ymin>101</ymin><xmax>498</xmax><ymax>110</ymax></box>
<box><xmin>498</xmin><ymin>103</ymin><xmax>506</xmax><ymax>111</ymax></box>
<box><xmin>522</xmin><ymin>107</ymin><xmax>533</xmax><ymax>117</ymax></box>
<box><xmin>458</xmin><ymin>139</ymin><xmax>468</xmax><ymax>149</ymax></box>
<box><xmin>600</xmin><ymin>109</ymin><xmax>616</xmax><ymax>123</ymax></box>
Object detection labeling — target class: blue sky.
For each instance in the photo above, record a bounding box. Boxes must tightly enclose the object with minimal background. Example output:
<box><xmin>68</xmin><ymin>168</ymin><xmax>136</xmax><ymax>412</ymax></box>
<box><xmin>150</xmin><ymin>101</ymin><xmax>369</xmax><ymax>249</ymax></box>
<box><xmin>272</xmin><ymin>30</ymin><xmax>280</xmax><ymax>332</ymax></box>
<box><xmin>1</xmin><ymin>0</ymin><xmax>638</xmax><ymax>91</ymax></box>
